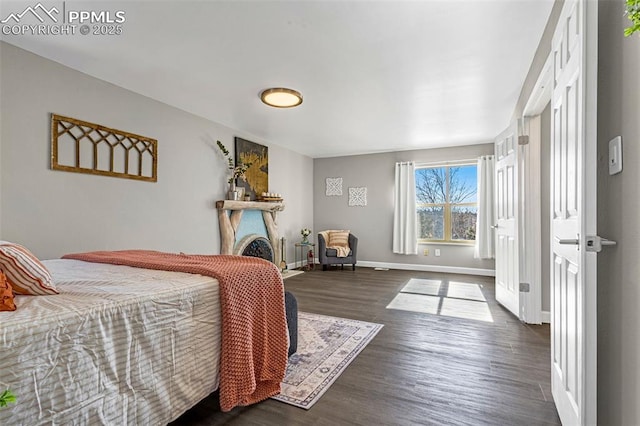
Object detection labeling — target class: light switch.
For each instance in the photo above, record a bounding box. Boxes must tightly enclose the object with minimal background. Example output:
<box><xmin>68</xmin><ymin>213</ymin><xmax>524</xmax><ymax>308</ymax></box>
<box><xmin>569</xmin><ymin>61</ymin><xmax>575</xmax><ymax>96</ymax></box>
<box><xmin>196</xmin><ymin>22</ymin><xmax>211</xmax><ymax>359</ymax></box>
<box><xmin>609</xmin><ymin>136</ymin><xmax>622</xmax><ymax>175</ymax></box>
<box><xmin>435</xmin><ymin>249</ymin><xmax>441</xmax><ymax>257</ymax></box>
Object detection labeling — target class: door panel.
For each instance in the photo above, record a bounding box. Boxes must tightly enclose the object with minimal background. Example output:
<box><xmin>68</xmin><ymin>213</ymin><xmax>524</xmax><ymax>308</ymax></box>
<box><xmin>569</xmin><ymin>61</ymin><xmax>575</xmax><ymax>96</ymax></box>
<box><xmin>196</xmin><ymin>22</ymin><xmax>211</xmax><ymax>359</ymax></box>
<box><xmin>494</xmin><ymin>125</ymin><xmax>519</xmax><ymax>318</ymax></box>
<box><xmin>566</xmin><ymin>71</ymin><xmax>580</xmax><ymax>219</ymax></box>
<box><xmin>553</xmin><ymin>100</ymin><xmax>563</xmax><ymax>219</ymax></box>
<box><xmin>550</xmin><ymin>0</ymin><xmax>597</xmax><ymax>424</ymax></box>
<box><xmin>507</xmin><ymin>165</ymin><xmax>514</xmax><ymax>219</ymax></box>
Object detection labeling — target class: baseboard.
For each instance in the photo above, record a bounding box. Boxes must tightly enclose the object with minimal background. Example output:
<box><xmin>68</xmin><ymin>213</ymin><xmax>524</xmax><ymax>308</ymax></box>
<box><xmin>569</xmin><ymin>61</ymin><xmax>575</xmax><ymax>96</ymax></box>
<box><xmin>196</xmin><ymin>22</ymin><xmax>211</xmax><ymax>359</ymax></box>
<box><xmin>357</xmin><ymin>261</ymin><xmax>495</xmax><ymax>277</ymax></box>
<box><xmin>285</xmin><ymin>259</ymin><xmax>319</xmax><ymax>271</ymax></box>
<box><xmin>541</xmin><ymin>311</ymin><xmax>551</xmax><ymax>324</ymax></box>
<box><xmin>285</xmin><ymin>261</ymin><xmax>300</xmax><ymax>271</ymax></box>
<box><xmin>284</xmin><ymin>259</ymin><xmax>495</xmax><ymax>278</ymax></box>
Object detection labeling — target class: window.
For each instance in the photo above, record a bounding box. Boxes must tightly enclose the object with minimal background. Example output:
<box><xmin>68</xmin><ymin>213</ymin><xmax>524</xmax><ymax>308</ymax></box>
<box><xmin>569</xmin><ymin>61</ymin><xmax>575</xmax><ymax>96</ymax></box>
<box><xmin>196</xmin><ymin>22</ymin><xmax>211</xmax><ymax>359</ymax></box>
<box><xmin>415</xmin><ymin>164</ymin><xmax>478</xmax><ymax>242</ymax></box>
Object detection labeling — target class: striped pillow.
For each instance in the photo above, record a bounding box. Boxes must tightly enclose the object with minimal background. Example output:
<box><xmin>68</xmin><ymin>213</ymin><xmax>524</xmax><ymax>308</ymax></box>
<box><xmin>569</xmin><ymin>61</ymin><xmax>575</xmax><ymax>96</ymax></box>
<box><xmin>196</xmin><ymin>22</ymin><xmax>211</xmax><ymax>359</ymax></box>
<box><xmin>0</xmin><ymin>241</ymin><xmax>57</xmax><ymax>295</ymax></box>
<box><xmin>328</xmin><ymin>230</ymin><xmax>350</xmax><ymax>248</ymax></box>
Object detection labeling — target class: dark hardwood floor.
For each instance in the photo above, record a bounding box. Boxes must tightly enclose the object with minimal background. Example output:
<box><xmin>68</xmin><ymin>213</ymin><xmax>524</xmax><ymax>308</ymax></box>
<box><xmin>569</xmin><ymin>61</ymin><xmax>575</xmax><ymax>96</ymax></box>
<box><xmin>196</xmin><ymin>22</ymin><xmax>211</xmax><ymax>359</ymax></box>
<box><xmin>171</xmin><ymin>267</ymin><xmax>560</xmax><ymax>425</ymax></box>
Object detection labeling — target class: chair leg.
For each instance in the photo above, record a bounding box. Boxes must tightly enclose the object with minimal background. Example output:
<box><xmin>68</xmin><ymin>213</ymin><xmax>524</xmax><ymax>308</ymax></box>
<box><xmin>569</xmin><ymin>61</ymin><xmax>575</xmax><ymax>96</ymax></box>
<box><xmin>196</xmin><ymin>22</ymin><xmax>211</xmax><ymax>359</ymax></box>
<box><xmin>323</xmin><ymin>264</ymin><xmax>327</xmax><ymax>271</ymax></box>
<box><xmin>341</xmin><ymin>264</ymin><xmax>344</xmax><ymax>270</ymax></box>
<box><xmin>352</xmin><ymin>264</ymin><xmax>356</xmax><ymax>271</ymax></box>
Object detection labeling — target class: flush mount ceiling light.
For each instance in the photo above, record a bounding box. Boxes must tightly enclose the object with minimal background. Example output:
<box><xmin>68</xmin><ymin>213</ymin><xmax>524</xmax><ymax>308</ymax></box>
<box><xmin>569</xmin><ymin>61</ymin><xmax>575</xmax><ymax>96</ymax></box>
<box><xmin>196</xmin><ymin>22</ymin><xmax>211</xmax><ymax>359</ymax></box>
<box><xmin>260</xmin><ymin>88</ymin><xmax>303</xmax><ymax>108</ymax></box>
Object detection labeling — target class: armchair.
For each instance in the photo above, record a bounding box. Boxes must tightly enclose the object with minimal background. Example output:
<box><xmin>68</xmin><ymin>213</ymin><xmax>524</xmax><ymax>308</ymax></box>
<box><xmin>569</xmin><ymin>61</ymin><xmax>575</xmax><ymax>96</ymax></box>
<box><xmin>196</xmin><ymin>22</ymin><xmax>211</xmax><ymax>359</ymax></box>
<box><xmin>318</xmin><ymin>231</ymin><xmax>358</xmax><ymax>271</ymax></box>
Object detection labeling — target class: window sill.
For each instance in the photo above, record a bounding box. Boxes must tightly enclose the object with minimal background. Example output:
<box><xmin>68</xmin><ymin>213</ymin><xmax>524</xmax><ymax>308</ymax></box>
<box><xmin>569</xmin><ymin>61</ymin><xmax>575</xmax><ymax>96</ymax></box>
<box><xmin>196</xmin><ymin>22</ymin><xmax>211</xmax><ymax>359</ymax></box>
<box><xmin>418</xmin><ymin>241</ymin><xmax>475</xmax><ymax>247</ymax></box>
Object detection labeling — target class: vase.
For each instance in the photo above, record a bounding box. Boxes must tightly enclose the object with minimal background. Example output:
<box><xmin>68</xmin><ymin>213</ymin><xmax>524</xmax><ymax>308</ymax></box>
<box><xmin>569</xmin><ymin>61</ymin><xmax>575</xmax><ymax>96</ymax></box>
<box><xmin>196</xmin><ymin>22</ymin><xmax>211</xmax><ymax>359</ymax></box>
<box><xmin>227</xmin><ymin>181</ymin><xmax>238</xmax><ymax>200</ymax></box>
<box><xmin>302</xmin><ymin>236</ymin><xmax>309</xmax><ymax>244</ymax></box>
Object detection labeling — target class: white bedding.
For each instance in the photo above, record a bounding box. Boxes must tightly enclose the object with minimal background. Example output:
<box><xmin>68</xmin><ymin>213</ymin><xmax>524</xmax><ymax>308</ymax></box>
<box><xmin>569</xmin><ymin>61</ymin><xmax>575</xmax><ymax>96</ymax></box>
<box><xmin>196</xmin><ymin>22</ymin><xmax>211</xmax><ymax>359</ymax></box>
<box><xmin>0</xmin><ymin>259</ymin><xmax>222</xmax><ymax>425</ymax></box>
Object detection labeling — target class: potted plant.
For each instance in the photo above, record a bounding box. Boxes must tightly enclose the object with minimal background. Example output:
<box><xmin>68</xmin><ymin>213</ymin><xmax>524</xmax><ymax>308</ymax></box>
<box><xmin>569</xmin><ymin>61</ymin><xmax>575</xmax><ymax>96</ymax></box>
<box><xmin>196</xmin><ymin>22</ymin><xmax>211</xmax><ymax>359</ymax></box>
<box><xmin>626</xmin><ymin>0</ymin><xmax>640</xmax><ymax>36</ymax></box>
<box><xmin>217</xmin><ymin>141</ymin><xmax>252</xmax><ymax>199</ymax></box>
<box><xmin>300</xmin><ymin>228</ymin><xmax>312</xmax><ymax>244</ymax></box>
<box><xmin>0</xmin><ymin>389</ymin><xmax>16</xmax><ymax>408</ymax></box>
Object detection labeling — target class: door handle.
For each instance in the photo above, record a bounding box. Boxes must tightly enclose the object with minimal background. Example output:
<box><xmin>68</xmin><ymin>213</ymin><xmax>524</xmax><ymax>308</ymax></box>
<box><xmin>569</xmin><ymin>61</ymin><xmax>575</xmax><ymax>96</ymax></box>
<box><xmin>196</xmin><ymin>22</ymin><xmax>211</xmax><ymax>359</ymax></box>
<box><xmin>491</xmin><ymin>224</ymin><xmax>499</xmax><ymax>229</ymax></box>
<box><xmin>555</xmin><ymin>236</ymin><xmax>579</xmax><ymax>245</ymax></box>
<box><xmin>586</xmin><ymin>235</ymin><xmax>617</xmax><ymax>252</ymax></box>
<box><xmin>554</xmin><ymin>235</ymin><xmax>617</xmax><ymax>252</ymax></box>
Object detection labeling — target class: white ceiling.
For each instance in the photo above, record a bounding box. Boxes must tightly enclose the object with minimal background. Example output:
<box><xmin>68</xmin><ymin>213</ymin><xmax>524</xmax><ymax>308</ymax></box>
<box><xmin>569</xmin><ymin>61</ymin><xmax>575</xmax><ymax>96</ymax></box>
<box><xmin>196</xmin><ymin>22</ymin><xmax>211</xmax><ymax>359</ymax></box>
<box><xmin>1</xmin><ymin>0</ymin><xmax>554</xmax><ymax>158</ymax></box>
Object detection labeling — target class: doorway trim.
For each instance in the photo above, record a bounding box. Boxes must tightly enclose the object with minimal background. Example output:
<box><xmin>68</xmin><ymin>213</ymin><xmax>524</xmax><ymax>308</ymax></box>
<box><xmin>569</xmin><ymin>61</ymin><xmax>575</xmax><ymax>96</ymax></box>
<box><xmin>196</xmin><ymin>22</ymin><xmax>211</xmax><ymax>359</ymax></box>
<box><xmin>521</xmin><ymin>1</ymin><xmax>599</xmax><ymax>422</ymax></box>
<box><xmin>519</xmin><ymin>53</ymin><xmax>552</xmax><ymax>325</ymax></box>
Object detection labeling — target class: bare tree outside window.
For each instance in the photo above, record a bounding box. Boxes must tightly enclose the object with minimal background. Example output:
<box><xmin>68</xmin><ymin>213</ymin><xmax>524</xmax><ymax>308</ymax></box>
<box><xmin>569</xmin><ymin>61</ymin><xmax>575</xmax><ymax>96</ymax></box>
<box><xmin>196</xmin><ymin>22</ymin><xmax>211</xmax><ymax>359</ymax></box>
<box><xmin>415</xmin><ymin>165</ymin><xmax>478</xmax><ymax>242</ymax></box>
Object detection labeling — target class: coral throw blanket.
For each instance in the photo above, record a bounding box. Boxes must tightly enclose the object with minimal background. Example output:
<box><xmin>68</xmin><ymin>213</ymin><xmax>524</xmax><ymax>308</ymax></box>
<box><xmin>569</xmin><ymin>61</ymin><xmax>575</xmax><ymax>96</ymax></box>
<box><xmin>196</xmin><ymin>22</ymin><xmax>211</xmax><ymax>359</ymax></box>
<box><xmin>62</xmin><ymin>250</ymin><xmax>288</xmax><ymax>412</ymax></box>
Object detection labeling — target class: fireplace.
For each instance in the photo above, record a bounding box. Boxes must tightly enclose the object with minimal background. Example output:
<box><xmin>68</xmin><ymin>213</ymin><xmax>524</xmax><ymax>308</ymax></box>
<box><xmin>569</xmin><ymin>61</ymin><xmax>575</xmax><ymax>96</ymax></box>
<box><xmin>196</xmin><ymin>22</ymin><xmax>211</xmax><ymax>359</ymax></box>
<box><xmin>234</xmin><ymin>234</ymin><xmax>274</xmax><ymax>262</ymax></box>
<box><xmin>216</xmin><ymin>200</ymin><xmax>285</xmax><ymax>265</ymax></box>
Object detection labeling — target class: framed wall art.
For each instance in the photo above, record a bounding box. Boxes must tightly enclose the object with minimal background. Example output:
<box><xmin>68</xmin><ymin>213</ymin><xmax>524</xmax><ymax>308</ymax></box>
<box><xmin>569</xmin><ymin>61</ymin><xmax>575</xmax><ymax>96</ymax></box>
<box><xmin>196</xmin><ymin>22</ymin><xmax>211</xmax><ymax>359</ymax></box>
<box><xmin>348</xmin><ymin>187</ymin><xmax>367</xmax><ymax>207</ymax></box>
<box><xmin>234</xmin><ymin>137</ymin><xmax>268</xmax><ymax>200</ymax></box>
<box><xmin>51</xmin><ymin>114</ymin><xmax>157</xmax><ymax>182</ymax></box>
<box><xmin>325</xmin><ymin>177</ymin><xmax>343</xmax><ymax>196</ymax></box>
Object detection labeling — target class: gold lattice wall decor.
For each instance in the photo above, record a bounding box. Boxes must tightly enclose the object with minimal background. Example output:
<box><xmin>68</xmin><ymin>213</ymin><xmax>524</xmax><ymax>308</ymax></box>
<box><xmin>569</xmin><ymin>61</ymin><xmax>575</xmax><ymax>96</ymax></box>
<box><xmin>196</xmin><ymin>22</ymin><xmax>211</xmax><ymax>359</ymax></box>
<box><xmin>51</xmin><ymin>114</ymin><xmax>157</xmax><ymax>182</ymax></box>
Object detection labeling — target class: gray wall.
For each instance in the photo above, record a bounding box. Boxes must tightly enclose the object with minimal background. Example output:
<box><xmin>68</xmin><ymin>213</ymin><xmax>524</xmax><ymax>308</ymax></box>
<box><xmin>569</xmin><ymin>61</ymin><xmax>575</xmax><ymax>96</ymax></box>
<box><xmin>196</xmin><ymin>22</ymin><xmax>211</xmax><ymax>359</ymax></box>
<box><xmin>314</xmin><ymin>144</ymin><xmax>495</xmax><ymax>272</ymax></box>
<box><xmin>0</xmin><ymin>42</ymin><xmax>313</xmax><ymax>263</ymax></box>
<box><xmin>597</xmin><ymin>1</ymin><xmax>640</xmax><ymax>424</ymax></box>
<box><xmin>540</xmin><ymin>103</ymin><xmax>551</xmax><ymax>313</ymax></box>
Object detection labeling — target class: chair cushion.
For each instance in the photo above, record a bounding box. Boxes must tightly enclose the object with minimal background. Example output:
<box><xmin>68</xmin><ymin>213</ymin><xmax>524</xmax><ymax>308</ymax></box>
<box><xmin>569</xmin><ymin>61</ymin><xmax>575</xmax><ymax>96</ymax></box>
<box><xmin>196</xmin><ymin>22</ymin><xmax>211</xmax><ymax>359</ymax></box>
<box><xmin>326</xmin><ymin>248</ymin><xmax>353</xmax><ymax>257</ymax></box>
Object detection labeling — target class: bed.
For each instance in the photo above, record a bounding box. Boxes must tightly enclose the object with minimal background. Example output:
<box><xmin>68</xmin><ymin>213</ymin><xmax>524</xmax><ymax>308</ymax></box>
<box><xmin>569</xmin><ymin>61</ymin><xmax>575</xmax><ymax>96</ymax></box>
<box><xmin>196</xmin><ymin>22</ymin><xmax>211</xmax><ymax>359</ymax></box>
<box><xmin>0</xmin><ymin>251</ymin><xmax>288</xmax><ymax>425</ymax></box>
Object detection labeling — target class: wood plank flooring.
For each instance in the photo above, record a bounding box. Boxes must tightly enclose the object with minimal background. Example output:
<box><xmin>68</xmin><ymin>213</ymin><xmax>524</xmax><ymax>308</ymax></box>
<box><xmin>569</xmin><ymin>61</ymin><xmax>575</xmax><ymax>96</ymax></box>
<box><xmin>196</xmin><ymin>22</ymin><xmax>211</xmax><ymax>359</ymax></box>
<box><xmin>171</xmin><ymin>267</ymin><xmax>560</xmax><ymax>425</ymax></box>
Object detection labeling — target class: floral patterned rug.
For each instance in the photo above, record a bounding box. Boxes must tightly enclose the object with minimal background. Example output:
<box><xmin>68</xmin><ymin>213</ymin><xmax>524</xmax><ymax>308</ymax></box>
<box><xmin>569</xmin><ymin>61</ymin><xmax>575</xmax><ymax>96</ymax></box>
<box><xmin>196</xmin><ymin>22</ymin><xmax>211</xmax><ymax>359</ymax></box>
<box><xmin>271</xmin><ymin>312</ymin><xmax>383</xmax><ymax>409</ymax></box>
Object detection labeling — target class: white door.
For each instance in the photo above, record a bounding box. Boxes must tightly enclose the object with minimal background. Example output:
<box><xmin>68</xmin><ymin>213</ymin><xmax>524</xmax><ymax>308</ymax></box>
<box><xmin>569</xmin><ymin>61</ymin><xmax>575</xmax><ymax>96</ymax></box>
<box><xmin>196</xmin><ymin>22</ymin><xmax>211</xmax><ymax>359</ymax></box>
<box><xmin>494</xmin><ymin>124</ymin><xmax>520</xmax><ymax>318</ymax></box>
<box><xmin>550</xmin><ymin>0</ymin><xmax>598</xmax><ymax>424</ymax></box>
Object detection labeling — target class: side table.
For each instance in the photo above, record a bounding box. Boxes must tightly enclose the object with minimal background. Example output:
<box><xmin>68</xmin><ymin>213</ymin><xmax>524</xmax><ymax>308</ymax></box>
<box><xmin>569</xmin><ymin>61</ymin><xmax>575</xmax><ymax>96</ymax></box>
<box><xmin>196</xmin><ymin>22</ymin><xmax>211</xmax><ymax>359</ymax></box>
<box><xmin>294</xmin><ymin>242</ymin><xmax>315</xmax><ymax>270</ymax></box>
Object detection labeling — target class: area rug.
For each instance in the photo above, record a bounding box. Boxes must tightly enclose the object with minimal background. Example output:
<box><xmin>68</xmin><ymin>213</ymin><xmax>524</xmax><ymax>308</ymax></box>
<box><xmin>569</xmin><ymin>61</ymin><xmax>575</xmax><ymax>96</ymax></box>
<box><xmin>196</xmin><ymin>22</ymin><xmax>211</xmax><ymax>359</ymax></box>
<box><xmin>272</xmin><ymin>312</ymin><xmax>383</xmax><ymax>409</ymax></box>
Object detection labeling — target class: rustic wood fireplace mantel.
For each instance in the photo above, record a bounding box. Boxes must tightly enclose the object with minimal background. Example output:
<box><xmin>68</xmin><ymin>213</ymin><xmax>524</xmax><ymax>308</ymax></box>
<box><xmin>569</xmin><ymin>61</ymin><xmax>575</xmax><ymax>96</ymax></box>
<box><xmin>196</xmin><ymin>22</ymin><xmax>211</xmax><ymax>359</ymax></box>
<box><xmin>215</xmin><ymin>200</ymin><xmax>285</xmax><ymax>266</ymax></box>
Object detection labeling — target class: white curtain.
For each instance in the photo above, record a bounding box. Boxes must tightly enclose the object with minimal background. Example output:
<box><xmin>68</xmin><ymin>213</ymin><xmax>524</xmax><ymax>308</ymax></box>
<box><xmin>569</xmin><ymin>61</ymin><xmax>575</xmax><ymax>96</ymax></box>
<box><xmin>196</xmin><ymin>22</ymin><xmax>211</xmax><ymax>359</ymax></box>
<box><xmin>475</xmin><ymin>155</ymin><xmax>496</xmax><ymax>259</ymax></box>
<box><xmin>393</xmin><ymin>162</ymin><xmax>418</xmax><ymax>255</ymax></box>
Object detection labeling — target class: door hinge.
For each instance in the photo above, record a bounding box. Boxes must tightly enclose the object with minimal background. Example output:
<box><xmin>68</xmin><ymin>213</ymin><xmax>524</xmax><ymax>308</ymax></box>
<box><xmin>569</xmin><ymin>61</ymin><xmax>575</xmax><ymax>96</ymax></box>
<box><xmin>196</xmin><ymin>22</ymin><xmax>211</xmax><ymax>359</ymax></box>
<box><xmin>518</xmin><ymin>135</ymin><xmax>530</xmax><ymax>145</ymax></box>
<box><xmin>519</xmin><ymin>283</ymin><xmax>530</xmax><ymax>293</ymax></box>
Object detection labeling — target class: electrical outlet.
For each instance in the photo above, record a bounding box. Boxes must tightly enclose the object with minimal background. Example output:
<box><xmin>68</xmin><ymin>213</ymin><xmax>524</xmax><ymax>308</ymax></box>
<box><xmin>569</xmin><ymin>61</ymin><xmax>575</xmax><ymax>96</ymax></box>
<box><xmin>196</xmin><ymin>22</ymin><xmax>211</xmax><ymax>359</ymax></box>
<box><xmin>435</xmin><ymin>249</ymin><xmax>441</xmax><ymax>257</ymax></box>
<box><xmin>423</xmin><ymin>249</ymin><xmax>429</xmax><ymax>256</ymax></box>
